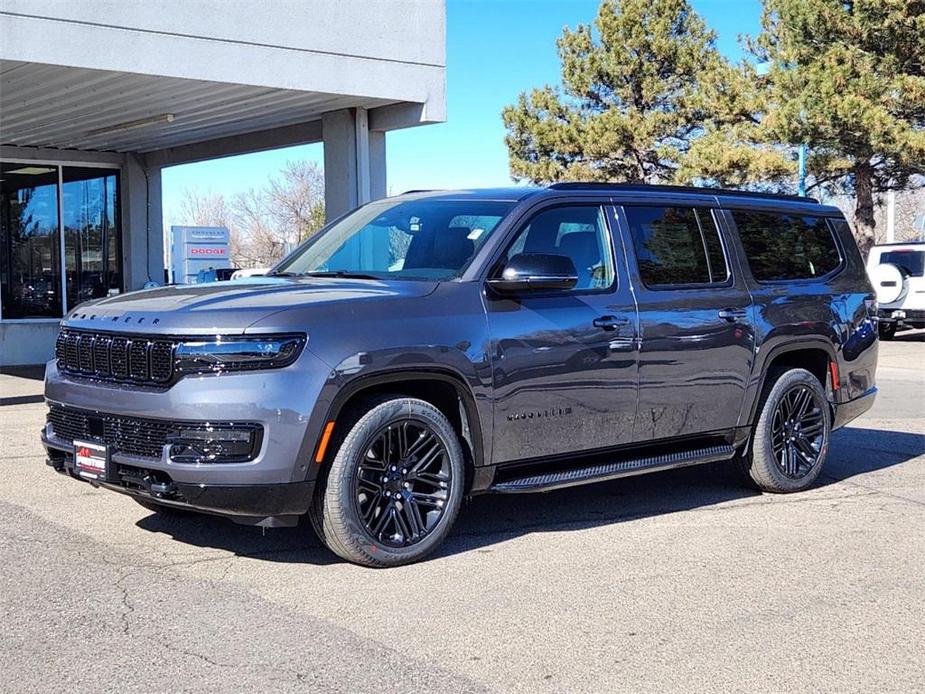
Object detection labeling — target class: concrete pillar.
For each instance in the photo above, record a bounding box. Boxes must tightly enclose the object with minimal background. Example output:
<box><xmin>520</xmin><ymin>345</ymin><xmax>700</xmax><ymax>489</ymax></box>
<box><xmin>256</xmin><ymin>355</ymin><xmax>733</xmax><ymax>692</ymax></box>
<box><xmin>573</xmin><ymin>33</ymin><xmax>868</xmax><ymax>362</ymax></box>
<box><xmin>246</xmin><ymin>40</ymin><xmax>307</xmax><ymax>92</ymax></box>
<box><xmin>322</xmin><ymin>108</ymin><xmax>387</xmax><ymax>221</ymax></box>
<box><xmin>122</xmin><ymin>154</ymin><xmax>165</xmax><ymax>289</ymax></box>
<box><xmin>369</xmin><ymin>129</ymin><xmax>387</xmax><ymax>200</ymax></box>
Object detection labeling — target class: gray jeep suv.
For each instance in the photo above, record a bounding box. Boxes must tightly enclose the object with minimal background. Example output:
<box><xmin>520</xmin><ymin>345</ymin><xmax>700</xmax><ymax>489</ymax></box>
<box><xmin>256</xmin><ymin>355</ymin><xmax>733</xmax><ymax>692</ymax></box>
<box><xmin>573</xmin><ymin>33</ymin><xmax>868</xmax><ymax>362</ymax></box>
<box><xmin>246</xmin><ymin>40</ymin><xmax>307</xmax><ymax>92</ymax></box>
<box><xmin>43</xmin><ymin>184</ymin><xmax>878</xmax><ymax>566</ymax></box>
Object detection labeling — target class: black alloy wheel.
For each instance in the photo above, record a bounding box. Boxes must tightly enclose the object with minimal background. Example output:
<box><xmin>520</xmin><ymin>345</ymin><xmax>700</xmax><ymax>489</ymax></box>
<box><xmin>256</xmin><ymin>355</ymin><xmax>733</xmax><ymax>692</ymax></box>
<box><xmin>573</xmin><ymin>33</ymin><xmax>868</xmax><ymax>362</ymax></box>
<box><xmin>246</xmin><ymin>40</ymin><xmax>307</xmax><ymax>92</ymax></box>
<box><xmin>354</xmin><ymin>419</ymin><xmax>452</xmax><ymax>548</ymax></box>
<box><xmin>311</xmin><ymin>396</ymin><xmax>465</xmax><ymax>567</ymax></box>
<box><xmin>741</xmin><ymin>367</ymin><xmax>831</xmax><ymax>493</ymax></box>
<box><xmin>770</xmin><ymin>384</ymin><xmax>827</xmax><ymax>479</ymax></box>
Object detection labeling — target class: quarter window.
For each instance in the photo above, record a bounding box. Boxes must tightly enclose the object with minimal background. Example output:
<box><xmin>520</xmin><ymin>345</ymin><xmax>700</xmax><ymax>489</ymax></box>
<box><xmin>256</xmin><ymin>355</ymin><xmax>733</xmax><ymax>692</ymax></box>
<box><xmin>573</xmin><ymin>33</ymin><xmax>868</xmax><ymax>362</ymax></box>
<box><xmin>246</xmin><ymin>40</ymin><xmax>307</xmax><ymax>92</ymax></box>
<box><xmin>624</xmin><ymin>206</ymin><xmax>729</xmax><ymax>287</ymax></box>
<box><xmin>505</xmin><ymin>205</ymin><xmax>614</xmax><ymax>291</ymax></box>
<box><xmin>732</xmin><ymin>211</ymin><xmax>841</xmax><ymax>281</ymax></box>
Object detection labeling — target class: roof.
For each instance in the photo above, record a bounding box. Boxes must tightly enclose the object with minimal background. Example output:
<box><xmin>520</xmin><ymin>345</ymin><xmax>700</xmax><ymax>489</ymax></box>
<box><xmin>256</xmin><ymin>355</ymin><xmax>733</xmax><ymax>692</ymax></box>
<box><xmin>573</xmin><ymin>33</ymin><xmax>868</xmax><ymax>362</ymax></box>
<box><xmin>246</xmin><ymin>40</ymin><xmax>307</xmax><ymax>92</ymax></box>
<box><xmin>398</xmin><ymin>183</ymin><xmax>840</xmax><ymax>213</ymax></box>
<box><xmin>546</xmin><ymin>182</ymin><xmax>818</xmax><ymax>203</ymax></box>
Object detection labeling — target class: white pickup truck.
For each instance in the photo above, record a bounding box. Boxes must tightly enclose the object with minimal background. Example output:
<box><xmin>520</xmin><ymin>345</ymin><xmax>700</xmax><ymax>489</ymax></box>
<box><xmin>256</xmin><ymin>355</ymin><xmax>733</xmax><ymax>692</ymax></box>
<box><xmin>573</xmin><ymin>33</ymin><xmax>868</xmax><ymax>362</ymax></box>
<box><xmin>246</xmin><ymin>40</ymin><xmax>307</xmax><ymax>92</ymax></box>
<box><xmin>867</xmin><ymin>241</ymin><xmax>925</xmax><ymax>339</ymax></box>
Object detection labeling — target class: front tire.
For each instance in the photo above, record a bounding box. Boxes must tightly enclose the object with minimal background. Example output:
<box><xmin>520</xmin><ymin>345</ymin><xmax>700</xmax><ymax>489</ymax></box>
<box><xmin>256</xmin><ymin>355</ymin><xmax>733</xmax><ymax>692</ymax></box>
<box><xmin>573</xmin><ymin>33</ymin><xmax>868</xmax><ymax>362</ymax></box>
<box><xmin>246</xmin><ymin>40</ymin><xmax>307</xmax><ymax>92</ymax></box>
<box><xmin>311</xmin><ymin>397</ymin><xmax>465</xmax><ymax>567</ymax></box>
<box><xmin>742</xmin><ymin>368</ymin><xmax>831</xmax><ymax>493</ymax></box>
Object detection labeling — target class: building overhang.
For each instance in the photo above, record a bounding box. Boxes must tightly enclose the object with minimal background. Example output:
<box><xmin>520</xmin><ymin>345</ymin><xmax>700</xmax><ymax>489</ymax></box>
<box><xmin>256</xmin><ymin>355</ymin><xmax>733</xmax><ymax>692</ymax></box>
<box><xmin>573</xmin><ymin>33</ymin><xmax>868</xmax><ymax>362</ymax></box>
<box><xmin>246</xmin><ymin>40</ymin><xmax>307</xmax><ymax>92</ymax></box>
<box><xmin>0</xmin><ymin>1</ymin><xmax>446</xmax><ymax>159</ymax></box>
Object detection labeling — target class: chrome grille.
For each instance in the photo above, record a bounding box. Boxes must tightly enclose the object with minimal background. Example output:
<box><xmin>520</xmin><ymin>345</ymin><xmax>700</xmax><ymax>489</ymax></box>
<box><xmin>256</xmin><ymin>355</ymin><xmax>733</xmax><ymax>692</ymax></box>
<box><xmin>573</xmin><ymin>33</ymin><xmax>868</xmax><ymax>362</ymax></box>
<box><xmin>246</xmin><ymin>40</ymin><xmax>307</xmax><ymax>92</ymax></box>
<box><xmin>55</xmin><ymin>329</ymin><xmax>175</xmax><ymax>386</ymax></box>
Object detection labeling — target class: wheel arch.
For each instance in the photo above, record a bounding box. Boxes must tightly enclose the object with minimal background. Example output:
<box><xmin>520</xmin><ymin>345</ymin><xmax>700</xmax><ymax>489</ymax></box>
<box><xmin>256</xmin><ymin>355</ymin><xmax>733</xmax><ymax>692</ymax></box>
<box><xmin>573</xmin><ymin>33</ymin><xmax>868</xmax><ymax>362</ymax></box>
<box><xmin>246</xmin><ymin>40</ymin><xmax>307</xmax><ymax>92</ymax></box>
<box><xmin>318</xmin><ymin>368</ymin><xmax>487</xmax><ymax>490</ymax></box>
<box><xmin>743</xmin><ymin>339</ymin><xmax>838</xmax><ymax>428</ymax></box>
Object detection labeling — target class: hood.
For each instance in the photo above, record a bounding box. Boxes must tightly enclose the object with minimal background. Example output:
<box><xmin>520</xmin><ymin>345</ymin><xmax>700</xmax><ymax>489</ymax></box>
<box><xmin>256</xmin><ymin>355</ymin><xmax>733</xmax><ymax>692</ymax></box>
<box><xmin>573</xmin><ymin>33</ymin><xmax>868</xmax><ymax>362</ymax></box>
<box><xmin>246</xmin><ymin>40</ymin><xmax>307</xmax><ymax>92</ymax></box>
<box><xmin>62</xmin><ymin>277</ymin><xmax>438</xmax><ymax>335</ymax></box>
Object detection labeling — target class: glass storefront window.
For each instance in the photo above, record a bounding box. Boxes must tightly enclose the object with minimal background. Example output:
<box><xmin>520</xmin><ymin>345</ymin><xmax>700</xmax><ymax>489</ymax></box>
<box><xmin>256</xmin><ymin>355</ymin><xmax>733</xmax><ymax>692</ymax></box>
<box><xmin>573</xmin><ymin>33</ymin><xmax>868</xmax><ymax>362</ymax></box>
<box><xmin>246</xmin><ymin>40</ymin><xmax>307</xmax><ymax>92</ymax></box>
<box><xmin>0</xmin><ymin>162</ymin><xmax>121</xmax><ymax>320</ymax></box>
<box><xmin>0</xmin><ymin>163</ymin><xmax>62</xmax><ymax>318</ymax></box>
<box><xmin>63</xmin><ymin>168</ymin><xmax>121</xmax><ymax>310</ymax></box>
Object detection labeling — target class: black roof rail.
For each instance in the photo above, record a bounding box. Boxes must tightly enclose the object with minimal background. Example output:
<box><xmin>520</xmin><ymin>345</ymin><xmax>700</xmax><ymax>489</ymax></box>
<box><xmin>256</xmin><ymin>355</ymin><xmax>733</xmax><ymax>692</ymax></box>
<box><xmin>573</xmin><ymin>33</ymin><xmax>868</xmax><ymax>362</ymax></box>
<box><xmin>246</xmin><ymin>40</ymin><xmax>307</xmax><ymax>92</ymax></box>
<box><xmin>400</xmin><ymin>189</ymin><xmax>437</xmax><ymax>195</ymax></box>
<box><xmin>547</xmin><ymin>182</ymin><xmax>819</xmax><ymax>204</ymax></box>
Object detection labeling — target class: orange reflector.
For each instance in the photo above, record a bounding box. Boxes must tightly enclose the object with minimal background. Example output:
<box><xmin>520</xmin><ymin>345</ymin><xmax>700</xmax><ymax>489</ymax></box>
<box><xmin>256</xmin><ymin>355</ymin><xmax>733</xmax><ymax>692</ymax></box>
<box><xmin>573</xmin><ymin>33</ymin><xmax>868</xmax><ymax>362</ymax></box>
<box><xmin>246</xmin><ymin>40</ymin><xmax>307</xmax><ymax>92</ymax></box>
<box><xmin>829</xmin><ymin>360</ymin><xmax>840</xmax><ymax>391</ymax></box>
<box><xmin>314</xmin><ymin>421</ymin><xmax>336</xmax><ymax>463</ymax></box>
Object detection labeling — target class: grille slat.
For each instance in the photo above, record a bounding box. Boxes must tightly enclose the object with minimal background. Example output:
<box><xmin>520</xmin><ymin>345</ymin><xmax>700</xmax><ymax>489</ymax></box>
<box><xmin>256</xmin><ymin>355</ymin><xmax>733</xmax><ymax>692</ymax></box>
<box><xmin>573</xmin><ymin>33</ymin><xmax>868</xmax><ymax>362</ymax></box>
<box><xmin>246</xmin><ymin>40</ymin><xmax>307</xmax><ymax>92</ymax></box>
<box><xmin>110</xmin><ymin>336</ymin><xmax>129</xmax><ymax>378</ymax></box>
<box><xmin>55</xmin><ymin>329</ymin><xmax>174</xmax><ymax>386</ymax></box>
<box><xmin>93</xmin><ymin>335</ymin><xmax>112</xmax><ymax>377</ymax></box>
<box><xmin>78</xmin><ymin>334</ymin><xmax>95</xmax><ymax>372</ymax></box>
<box><xmin>129</xmin><ymin>339</ymin><xmax>150</xmax><ymax>381</ymax></box>
<box><xmin>65</xmin><ymin>333</ymin><xmax>80</xmax><ymax>371</ymax></box>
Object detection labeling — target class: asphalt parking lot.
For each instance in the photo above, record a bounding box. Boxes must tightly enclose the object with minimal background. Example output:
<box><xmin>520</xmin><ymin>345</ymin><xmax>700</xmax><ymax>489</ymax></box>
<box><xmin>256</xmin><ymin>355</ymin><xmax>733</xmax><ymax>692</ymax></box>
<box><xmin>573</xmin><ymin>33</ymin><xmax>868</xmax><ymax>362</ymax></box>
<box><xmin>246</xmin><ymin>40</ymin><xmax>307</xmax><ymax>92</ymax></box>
<box><xmin>1</xmin><ymin>332</ymin><xmax>923</xmax><ymax>694</ymax></box>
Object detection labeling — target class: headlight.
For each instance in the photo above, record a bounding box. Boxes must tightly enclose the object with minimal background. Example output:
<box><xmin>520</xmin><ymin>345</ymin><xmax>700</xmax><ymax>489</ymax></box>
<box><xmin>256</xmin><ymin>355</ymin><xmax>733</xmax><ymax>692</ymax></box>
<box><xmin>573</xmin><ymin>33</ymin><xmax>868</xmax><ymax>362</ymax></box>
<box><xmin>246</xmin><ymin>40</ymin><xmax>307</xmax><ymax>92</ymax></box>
<box><xmin>175</xmin><ymin>335</ymin><xmax>305</xmax><ymax>375</ymax></box>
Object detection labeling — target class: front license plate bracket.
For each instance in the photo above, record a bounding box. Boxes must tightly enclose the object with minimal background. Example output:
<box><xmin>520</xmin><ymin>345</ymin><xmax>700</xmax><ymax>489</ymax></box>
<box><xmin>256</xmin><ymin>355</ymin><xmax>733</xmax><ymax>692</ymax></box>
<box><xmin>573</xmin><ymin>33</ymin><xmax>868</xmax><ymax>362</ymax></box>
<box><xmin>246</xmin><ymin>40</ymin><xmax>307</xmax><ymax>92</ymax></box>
<box><xmin>74</xmin><ymin>439</ymin><xmax>109</xmax><ymax>481</ymax></box>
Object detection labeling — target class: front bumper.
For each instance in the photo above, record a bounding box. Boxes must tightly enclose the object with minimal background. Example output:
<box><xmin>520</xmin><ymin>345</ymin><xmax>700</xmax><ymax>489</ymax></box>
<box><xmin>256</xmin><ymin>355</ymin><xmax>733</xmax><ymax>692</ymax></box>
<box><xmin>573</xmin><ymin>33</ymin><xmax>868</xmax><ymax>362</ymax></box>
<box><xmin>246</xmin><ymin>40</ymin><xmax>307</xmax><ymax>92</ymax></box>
<box><xmin>43</xmin><ymin>437</ymin><xmax>313</xmax><ymax>525</ymax></box>
<box><xmin>43</xmin><ymin>352</ymin><xmax>329</xmax><ymax>486</ymax></box>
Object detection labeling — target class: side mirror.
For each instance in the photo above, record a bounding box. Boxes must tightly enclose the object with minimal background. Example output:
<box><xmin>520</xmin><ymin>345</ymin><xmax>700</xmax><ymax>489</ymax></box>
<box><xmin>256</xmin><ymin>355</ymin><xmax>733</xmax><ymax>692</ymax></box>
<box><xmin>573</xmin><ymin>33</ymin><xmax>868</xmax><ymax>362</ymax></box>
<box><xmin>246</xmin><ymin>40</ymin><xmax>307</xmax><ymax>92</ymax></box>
<box><xmin>487</xmin><ymin>253</ymin><xmax>578</xmax><ymax>293</ymax></box>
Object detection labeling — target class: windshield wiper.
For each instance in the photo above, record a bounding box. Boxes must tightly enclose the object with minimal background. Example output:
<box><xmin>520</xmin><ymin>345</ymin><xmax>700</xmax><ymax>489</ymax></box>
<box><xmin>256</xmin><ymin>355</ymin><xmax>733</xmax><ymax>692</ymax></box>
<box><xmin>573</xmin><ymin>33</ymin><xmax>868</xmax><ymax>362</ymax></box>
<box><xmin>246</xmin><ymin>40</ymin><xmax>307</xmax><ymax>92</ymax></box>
<box><xmin>302</xmin><ymin>271</ymin><xmax>382</xmax><ymax>280</ymax></box>
<box><xmin>267</xmin><ymin>271</ymin><xmax>302</xmax><ymax>277</ymax></box>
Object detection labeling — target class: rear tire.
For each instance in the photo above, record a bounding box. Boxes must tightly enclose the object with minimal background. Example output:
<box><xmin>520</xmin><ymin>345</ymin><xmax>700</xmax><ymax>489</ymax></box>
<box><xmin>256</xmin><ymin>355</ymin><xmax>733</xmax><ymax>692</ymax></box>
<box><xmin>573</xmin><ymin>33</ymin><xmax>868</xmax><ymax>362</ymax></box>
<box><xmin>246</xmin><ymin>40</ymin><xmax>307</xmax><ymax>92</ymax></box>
<box><xmin>309</xmin><ymin>397</ymin><xmax>465</xmax><ymax>567</ymax></box>
<box><xmin>878</xmin><ymin>322</ymin><xmax>897</xmax><ymax>340</ymax></box>
<box><xmin>742</xmin><ymin>368</ymin><xmax>831</xmax><ymax>493</ymax></box>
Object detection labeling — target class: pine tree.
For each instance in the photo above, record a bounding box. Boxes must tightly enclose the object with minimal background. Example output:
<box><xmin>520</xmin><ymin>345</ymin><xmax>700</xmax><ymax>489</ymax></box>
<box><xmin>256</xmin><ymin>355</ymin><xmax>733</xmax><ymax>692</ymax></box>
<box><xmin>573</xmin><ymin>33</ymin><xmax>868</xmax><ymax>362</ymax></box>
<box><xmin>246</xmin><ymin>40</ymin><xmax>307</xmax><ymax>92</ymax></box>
<box><xmin>747</xmin><ymin>0</ymin><xmax>925</xmax><ymax>251</ymax></box>
<box><xmin>502</xmin><ymin>0</ymin><xmax>748</xmax><ymax>184</ymax></box>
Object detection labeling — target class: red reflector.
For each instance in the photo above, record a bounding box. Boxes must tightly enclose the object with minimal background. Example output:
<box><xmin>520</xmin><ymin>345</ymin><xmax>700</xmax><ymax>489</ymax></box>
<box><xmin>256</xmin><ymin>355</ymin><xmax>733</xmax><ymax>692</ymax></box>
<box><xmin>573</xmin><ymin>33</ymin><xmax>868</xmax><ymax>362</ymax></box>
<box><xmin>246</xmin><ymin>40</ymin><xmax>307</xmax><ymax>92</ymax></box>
<box><xmin>829</xmin><ymin>361</ymin><xmax>840</xmax><ymax>391</ymax></box>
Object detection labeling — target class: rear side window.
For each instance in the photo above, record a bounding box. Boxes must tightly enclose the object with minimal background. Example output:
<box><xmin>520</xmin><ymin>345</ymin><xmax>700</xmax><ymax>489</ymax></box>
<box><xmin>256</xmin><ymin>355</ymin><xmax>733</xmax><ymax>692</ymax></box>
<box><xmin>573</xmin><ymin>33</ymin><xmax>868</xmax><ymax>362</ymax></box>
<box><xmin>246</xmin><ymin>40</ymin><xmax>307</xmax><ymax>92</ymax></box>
<box><xmin>624</xmin><ymin>206</ymin><xmax>729</xmax><ymax>287</ymax></box>
<box><xmin>879</xmin><ymin>249</ymin><xmax>925</xmax><ymax>277</ymax></box>
<box><xmin>732</xmin><ymin>211</ymin><xmax>841</xmax><ymax>281</ymax></box>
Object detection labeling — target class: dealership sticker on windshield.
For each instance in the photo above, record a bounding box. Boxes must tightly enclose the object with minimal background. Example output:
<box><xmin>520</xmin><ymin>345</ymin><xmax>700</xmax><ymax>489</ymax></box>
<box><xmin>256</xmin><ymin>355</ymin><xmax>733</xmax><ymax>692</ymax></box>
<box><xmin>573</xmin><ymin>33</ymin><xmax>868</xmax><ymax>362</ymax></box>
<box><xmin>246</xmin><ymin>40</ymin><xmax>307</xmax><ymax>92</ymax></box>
<box><xmin>74</xmin><ymin>440</ymin><xmax>108</xmax><ymax>480</ymax></box>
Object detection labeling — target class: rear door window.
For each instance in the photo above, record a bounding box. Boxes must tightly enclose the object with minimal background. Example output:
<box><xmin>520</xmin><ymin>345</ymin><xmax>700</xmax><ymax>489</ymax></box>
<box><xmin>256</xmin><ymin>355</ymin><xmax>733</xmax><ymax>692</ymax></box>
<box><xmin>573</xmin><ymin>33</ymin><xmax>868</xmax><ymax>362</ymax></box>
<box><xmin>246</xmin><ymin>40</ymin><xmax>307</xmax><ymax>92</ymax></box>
<box><xmin>732</xmin><ymin>211</ymin><xmax>841</xmax><ymax>281</ymax></box>
<box><xmin>624</xmin><ymin>206</ymin><xmax>729</xmax><ymax>287</ymax></box>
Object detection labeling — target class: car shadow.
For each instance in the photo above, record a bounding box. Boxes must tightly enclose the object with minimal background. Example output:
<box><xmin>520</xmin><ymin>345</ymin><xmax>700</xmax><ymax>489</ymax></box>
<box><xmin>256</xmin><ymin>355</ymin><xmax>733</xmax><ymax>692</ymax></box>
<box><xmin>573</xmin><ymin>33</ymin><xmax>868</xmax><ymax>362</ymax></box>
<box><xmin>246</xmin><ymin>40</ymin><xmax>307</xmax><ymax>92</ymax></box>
<box><xmin>134</xmin><ymin>426</ymin><xmax>923</xmax><ymax>565</ymax></box>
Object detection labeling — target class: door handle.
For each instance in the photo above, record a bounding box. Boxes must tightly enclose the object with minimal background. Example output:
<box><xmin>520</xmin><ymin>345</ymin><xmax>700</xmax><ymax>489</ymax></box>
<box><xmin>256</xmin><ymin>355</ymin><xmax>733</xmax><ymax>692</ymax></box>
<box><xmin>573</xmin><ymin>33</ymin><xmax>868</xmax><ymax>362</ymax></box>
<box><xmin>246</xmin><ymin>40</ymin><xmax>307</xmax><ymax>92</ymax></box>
<box><xmin>718</xmin><ymin>308</ymin><xmax>748</xmax><ymax>322</ymax></box>
<box><xmin>593</xmin><ymin>315</ymin><xmax>629</xmax><ymax>331</ymax></box>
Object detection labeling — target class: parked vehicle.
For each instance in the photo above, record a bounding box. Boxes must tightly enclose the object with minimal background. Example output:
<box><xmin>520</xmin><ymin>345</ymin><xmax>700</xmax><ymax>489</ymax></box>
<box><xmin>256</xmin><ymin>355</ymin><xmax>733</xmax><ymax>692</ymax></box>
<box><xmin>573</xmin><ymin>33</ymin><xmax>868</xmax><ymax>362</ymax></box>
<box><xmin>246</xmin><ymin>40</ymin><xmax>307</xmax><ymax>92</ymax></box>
<box><xmin>230</xmin><ymin>268</ymin><xmax>269</xmax><ymax>280</ymax></box>
<box><xmin>866</xmin><ymin>241</ymin><xmax>925</xmax><ymax>339</ymax></box>
<box><xmin>43</xmin><ymin>184</ymin><xmax>878</xmax><ymax>567</ymax></box>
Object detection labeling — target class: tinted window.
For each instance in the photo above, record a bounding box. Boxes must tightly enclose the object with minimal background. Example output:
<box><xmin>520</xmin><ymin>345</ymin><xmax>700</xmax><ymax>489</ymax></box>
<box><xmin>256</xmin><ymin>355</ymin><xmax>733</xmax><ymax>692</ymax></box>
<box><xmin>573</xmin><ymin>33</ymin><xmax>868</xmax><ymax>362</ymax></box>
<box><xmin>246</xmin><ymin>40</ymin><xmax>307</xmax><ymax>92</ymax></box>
<box><xmin>624</xmin><ymin>206</ymin><xmax>729</xmax><ymax>287</ymax></box>
<box><xmin>1</xmin><ymin>163</ymin><xmax>61</xmax><ymax>318</ymax></box>
<box><xmin>880</xmin><ymin>249</ymin><xmax>925</xmax><ymax>277</ymax></box>
<box><xmin>63</xmin><ymin>167</ymin><xmax>121</xmax><ymax>309</ymax></box>
<box><xmin>505</xmin><ymin>206</ymin><xmax>614</xmax><ymax>291</ymax></box>
<box><xmin>733</xmin><ymin>211</ymin><xmax>841</xmax><ymax>281</ymax></box>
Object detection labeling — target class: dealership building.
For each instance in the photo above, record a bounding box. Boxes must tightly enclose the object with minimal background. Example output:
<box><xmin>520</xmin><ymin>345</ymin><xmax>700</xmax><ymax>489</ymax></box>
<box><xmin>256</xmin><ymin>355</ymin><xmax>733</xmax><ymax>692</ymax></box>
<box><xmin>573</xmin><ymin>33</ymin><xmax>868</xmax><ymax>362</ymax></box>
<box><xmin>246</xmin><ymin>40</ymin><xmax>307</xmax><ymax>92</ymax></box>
<box><xmin>0</xmin><ymin>1</ymin><xmax>446</xmax><ymax>366</ymax></box>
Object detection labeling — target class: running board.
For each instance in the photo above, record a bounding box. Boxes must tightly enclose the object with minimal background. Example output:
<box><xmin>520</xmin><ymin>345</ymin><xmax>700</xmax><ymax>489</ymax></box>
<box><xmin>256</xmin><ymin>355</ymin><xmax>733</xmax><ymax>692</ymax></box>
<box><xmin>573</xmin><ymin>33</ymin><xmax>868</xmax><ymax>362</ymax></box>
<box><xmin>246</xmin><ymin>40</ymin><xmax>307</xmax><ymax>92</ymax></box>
<box><xmin>489</xmin><ymin>444</ymin><xmax>735</xmax><ymax>494</ymax></box>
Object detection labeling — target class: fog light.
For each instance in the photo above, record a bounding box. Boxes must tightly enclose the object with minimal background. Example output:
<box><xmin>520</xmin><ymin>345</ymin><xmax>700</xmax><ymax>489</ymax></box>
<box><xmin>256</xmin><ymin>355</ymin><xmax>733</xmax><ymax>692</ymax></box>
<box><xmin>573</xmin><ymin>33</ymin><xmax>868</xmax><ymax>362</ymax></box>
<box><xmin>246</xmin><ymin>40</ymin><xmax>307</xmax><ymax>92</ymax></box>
<box><xmin>167</xmin><ymin>425</ymin><xmax>262</xmax><ymax>463</ymax></box>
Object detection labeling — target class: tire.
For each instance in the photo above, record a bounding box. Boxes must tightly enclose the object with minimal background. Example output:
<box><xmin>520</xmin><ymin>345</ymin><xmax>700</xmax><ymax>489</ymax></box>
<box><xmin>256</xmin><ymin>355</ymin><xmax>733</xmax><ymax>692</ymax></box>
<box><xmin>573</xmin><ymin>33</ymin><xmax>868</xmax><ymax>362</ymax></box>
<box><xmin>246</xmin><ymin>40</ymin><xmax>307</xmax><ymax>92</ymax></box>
<box><xmin>741</xmin><ymin>368</ymin><xmax>831</xmax><ymax>493</ymax></box>
<box><xmin>310</xmin><ymin>397</ymin><xmax>466</xmax><ymax>567</ymax></box>
<box><xmin>878</xmin><ymin>322</ymin><xmax>897</xmax><ymax>340</ymax></box>
<box><xmin>132</xmin><ymin>497</ymin><xmax>194</xmax><ymax>516</ymax></box>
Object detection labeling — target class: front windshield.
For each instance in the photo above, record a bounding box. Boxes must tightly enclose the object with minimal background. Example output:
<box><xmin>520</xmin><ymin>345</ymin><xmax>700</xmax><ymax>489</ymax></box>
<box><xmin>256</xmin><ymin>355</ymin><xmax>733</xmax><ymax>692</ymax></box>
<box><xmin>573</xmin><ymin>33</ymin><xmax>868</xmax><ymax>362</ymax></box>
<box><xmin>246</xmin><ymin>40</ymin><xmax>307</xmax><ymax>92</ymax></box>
<box><xmin>273</xmin><ymin>198</ymin><xmax>514</xmax><ymax>281</ymax></box>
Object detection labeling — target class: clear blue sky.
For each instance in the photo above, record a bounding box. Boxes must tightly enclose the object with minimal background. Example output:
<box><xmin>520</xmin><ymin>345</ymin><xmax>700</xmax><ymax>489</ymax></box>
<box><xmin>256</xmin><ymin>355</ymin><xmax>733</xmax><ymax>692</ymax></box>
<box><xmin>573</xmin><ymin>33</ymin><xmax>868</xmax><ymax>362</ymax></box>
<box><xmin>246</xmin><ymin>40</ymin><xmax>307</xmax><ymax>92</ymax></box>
<box><xmin>162</xmin><ymin>0</ymin><xmax>763</xmax><ymax>221</ymax></box>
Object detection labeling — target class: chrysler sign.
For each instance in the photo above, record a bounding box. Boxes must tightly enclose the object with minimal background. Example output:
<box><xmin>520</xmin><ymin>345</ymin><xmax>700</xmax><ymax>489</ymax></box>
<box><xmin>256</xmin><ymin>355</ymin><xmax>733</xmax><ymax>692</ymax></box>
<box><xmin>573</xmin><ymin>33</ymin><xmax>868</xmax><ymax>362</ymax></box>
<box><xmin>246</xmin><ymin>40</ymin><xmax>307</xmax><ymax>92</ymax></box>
<box><xmin>170</xmin><ymin>226</ymin><xmax>231</xmax><ymax>284</ymax></box>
